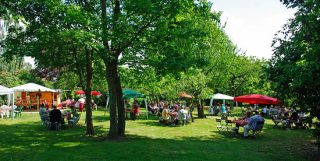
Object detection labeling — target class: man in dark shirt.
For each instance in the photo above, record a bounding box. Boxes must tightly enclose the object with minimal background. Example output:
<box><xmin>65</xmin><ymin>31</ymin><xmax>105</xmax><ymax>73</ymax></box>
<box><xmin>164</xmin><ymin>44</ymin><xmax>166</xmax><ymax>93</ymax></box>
<box><xmin>50</xmin><ymin>105</ymin><xmax>62</xmax><ymax>125</ymax></box>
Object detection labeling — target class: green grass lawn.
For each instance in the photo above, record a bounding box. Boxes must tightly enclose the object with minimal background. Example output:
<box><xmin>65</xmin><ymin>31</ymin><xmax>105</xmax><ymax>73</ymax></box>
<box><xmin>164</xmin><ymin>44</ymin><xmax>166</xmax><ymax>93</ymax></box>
<box><xmin>0</xmin><ymin>109</ymin><xmax>317</xmax><ymax>161</ymax></box>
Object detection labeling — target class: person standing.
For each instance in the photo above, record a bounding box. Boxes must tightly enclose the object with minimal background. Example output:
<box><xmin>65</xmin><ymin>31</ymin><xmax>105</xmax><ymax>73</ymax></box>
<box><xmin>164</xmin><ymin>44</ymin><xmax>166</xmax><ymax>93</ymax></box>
<box><xmin>131</xmin><ymin>100</ymin><xmax>139</xmax><ymax>120</ymax></box>
<box><xmin>78</xmin><ymin>97</ymin><xmax>85</xmax><ymax>112</ymax></box>
<box><xmin>220</xmin><ymin>103</ymin><xmax>227</xmax><ymax>116</ymax></box>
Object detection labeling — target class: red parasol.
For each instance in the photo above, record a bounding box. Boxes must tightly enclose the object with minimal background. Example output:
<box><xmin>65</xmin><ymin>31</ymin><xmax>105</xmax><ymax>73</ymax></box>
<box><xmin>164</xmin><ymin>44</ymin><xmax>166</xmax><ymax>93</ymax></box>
<box><xmin>91</xmin><ymin>91</ymin><xmax>101</xmax><ymax>96</ymax></box>
<box><xmin>234</xmin><ymin>94</ymin><xmax>280</xmax><ymax>105</ymax></box>
<box><xmin>75</xmin><ymin>90</ymin><xmax>101</xmax><ymax>96</ymax></box>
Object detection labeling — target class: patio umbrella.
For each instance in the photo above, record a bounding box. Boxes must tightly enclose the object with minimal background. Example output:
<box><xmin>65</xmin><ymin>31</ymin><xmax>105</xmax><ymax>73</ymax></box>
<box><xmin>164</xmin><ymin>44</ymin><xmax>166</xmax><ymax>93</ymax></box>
<box><xmin>75</xmin><ymin>90</ymin><xmax>101</xmax><ymax>96</ymax></box>
<box><xmin>234</xmin><ymin>94</ymin><xmax>280</xmax><ymax>105</ymax></box>
<box><xmin>91</xmin><ymin>91</ymin><xmax>101</xmax><ymax>96</ymax></box>
<box><xmin>179</xmin><ymin>92</ymin><xmax>193</xmax><ymax>99</ymax></box>
<box><xmin>122</xmin><ymin>89</ymin><xmax>145</xmax><ymax>98</ymax></box>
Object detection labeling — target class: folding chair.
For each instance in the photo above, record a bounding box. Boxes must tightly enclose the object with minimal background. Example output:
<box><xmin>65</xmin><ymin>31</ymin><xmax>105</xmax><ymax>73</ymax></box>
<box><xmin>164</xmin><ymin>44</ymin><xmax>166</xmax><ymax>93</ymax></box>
<box><xmin>271</xmin><ymin>115</ymin><xmax>281</xmax><ymax>128</ymax></box>
<box><xmin>216</xmin><ymin>118</ymin><xmax>225</xmax><ymax>131</ymax></box>
<box><xmin>68</xmin><ymin>116</ymin><xmax>80</xmax><ymax>126</ymax></box>
<box><xmin>14</xmin><ymin>106</ymin><xmax>23</xmax><ymax>118</ymax></box>
<box><xmin>252</xmin><ymin>120</ymin><xmax>265</xmax><ymax>137</ymax></box>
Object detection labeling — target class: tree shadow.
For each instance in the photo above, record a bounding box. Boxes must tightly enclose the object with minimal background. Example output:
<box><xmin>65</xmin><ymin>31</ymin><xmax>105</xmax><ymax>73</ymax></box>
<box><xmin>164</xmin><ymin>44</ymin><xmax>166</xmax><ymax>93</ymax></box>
<box><xmin>92</xmin><ymin>115</ymin><xmax>110</xmax><ymax>122</ymax></box>
<box><xmin>0</xmin><ymin>117</ymin><xmax>317</xmax><ymax>161</ymax></box>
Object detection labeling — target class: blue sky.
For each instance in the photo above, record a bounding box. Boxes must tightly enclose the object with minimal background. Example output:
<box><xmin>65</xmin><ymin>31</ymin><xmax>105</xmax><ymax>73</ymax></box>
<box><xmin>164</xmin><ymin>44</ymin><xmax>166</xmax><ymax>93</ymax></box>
<box><xmin>210</xmin><ymin>0</ymin><xmax>296</xmax><ymax>59</ymax></box>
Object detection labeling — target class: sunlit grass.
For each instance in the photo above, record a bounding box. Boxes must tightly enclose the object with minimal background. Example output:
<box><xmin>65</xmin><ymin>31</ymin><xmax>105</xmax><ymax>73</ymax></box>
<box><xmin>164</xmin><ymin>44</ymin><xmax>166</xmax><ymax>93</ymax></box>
<box><xmin>0</xmin><ymin>108</ymin><xmax>317</xmax><ymax>161</ymax></box>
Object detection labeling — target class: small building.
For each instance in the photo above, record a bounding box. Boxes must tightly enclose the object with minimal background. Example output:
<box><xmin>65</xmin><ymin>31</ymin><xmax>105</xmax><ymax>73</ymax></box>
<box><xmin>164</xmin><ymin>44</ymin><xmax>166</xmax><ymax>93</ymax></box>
<box><xmin>11</xmin><ymin>83</ymin><xmax>60</xmax><ymax>111</ymax></box>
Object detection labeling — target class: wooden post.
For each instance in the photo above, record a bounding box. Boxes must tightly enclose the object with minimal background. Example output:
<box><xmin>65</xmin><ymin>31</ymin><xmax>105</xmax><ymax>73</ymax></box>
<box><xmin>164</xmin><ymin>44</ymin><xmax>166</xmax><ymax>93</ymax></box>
<box><xmin>37</xmin><ymin>95</ymin><xmax>39</xmax><ymax>111</ymax></box>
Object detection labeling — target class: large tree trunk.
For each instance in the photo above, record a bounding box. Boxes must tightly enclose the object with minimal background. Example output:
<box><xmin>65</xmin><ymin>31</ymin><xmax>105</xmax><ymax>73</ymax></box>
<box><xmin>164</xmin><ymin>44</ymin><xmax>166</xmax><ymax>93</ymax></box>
<box><xmin>197</xmin><ymin>99</ymin><xmax>205</xmax><ymax>118</ymax></box>
<box><xmin>100</xmin><ymin>0</ymin><xmax>118</xmax><ymax>138</ymax></box>
<box><xmin>105</xmin><ymin>59</ymin><xmax>118</xmax><ymax>139</ymax></box>
<box><xmin>85</xmin><ymin>49</ymin><xmax>94</xmax><ymax>135</ymax></box>
<box><xmin>115</xmin><ymin>73</ymin><xmax>125</xmax><ymax>136</ymax></box>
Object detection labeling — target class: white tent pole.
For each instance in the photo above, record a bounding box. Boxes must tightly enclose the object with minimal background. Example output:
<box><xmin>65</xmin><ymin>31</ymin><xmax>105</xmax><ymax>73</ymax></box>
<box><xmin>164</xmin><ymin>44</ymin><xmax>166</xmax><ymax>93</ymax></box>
<box><xmin>106</xmin><ymin>96</ymin><xmax>109</xmax><ymax>111</ymax></box>
<box><xmin>104</xmin><ymin>96</ymin><xmax>109</xmax><ymax>116</ymax></box>
<box><xmin>223</xmin><ymin>99</ymin><xmax>226</xmax><ymax>106</ymax></box>
<box><xmin>144</xmin><ymin>99</ymin><xmax>148</xmax><ymax>119</ymax></box>
<box><xmin>11</xmin><ymin>93</ymin><xmax>14</xmax><ymax>119</ymax></box>
<box><xmin>209</xmin><ymin>97</ymin><xmax>213</xmax><ymax>108</ymax></box>
<box><xmin>7</xmin><ymin>93</ymin><xmax>10</xmax><ymax>106</ymax></box>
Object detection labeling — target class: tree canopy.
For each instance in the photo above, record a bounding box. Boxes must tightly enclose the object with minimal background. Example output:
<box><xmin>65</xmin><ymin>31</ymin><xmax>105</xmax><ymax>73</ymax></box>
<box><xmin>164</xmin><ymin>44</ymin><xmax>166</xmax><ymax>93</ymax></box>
<box><xmin>268</xmin><ymin>0</ymin><xmax>320</xmax><ymax>150</ymax></box>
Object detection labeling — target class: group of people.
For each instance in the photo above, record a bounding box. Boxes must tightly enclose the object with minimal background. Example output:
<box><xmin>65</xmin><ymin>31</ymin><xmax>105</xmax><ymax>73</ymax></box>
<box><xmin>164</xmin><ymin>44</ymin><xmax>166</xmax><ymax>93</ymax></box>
<box><xmin>60</xmin><ymin>97</ymin><xmax>97</xmax><ymax>112</ymax></box>
<box><xmin>39</xmin><ymin>101</ymin><xmax>80</xmax><ymax>130</ymax></box>
<box><xmin>0</xmin><ymin>103</ymin><xmax>15</xmax><ymax>118</ymax></box>
<box><xmin>160</xmin><ymin>103</ymin><xmax>191</xmax><ymax>126</ymax></box>
<box><xmin>268</xmin><ymin>106</ymin><xmax>310</xmax><ymax>129</ymax></box>
<box><xmin>125</xmin><ymin>100</ymin><xmax>140</xmax><ymax>120</ymax></box>
<box><xmin>228</xmin><ymin>110</ymin><xmax>265</xmax><ymax>137</ymax></box>
<box><xmin>209</xmin><ymin>103</ymin><xmax>231</xmax><ymax>116</ymax></box>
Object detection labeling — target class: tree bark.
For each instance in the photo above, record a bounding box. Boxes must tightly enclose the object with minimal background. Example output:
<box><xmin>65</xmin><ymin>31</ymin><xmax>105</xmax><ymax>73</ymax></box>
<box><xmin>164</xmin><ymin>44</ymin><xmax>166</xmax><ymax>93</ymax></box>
<box><xmin>115</xmin><ymin>73</ymin><xmax>125</xmax><ymax>136</ymax></box>
<box><xmin>85</xmin><ymin>48</ymin><xmax>94</xmax><ymax>135</ymax></box>
<box><xmin>197</xmin><ymin>99</ymin><xmax>205</xmax><ymax>118</ymax></box>
<box><xmin>105</xmin><ymin>58</ymin><xmax>118</xmax><ymax>139</ymax></box>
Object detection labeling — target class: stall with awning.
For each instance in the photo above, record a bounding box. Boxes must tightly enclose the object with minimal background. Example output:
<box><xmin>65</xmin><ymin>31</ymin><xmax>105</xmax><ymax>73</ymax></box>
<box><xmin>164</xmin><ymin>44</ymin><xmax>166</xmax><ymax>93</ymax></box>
<box><xmin>11</xmin><ymin>83</ymin><xmax>60</xmax><ymax>110</ymax></box>
<box><xmin>105</xmin><ymin>89</ymin><xmax>148</xmax><ymax>118</ymax></box>
<box><xmin>209</xmin><ymin>93</ymin><xmax>234</xmax><ymax>107</ymax></box>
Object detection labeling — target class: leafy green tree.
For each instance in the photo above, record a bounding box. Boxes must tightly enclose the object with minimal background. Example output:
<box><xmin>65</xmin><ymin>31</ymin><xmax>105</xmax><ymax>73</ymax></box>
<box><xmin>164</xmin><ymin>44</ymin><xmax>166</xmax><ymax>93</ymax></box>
<box><xmin>1</xmin><ymin>0</ymin><xmax>220</xmax><ymax>138</ymax></box>
<box><xmin>1</xmin><ymin>0</ymin><xmax>97</xmax><ymax>135</ymax></box>
<box><xmin>178</xmin><ymin>68</ymin><xmax>212</xmax><ymax>118</ymax></box>
<box><xmin>269</xmin><ymin>0</ymin><xmax>320</xmax><ymax>155</ymax></box>
<box><xmin>99</xmin><ymin>0</ymin><xmax>224</xmax><ymax>138</ymax></box>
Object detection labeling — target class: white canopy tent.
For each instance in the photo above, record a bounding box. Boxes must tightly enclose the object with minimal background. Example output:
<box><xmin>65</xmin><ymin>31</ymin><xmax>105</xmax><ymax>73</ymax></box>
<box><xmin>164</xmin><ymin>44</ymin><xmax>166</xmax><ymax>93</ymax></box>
<box><xmin>11</xmin><ymin>83</ymin><xmax>58</xmax><ymax>110</ymax></box>
<box><xmin>209</xmin><ymin>93</ymin><xmax>234</xmax><ymax>107</ymax></box>
<box><xmin>11</xmin><ymin>83</ymin><xmax>56</xmax><ymax>92</ymax></box>
<box><xmin>0</xmin><ymin>85</ymin><xmax>15</xmax><ymax>118</ymax></box>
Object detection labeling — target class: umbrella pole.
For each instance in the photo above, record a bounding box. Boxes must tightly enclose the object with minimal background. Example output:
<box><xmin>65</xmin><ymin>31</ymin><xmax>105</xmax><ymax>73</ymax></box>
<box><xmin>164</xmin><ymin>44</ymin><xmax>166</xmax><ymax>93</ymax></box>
<box><xmin>104</xmin><ymin>96</ymin><xmax>109</xmax><ymax>116</ymax></box>
<box><xmin>144</xmin><ymin>99</ymin><xmax>148</xmax><ymax>119</ymax></box>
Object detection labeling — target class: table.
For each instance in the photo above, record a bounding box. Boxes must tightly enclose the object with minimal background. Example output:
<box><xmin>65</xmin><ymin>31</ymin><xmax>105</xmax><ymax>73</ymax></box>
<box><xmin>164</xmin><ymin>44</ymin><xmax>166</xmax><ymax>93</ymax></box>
<box><xmin>231</xmin><ymin>119</ymin><xmax>247</xmax><ymax>127</ymax></box>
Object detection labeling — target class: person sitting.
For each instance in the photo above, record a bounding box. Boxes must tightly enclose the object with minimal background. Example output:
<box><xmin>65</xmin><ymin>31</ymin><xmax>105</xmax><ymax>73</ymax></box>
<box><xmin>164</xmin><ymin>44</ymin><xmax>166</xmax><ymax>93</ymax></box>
<box><xmin>0</xmin><ymin>103</ymin><xmax>5</xmax><ymax>119</ymax></box>
<box><xmin>234</xmin><ymin>111</ymin><xmax>251</xmax><ymax>134</ymax></box>
<box><xmin>39</xmin><ymin>104</ymin><xmax>49</xmax><ymax>121</ymax></box>
<box><xmin>49</xmin><ymin>105</ymin><xmax>63</xmax><ymax>130</ymax></box>
<box><xmin>91</xmin><ymin>99</ymin><xmax>97</xmax><ymax>111</ymax></box>
<box><xmin>262</xmin><ymin>106</ymin><xmax>268</xmax><ymax>117</ymax></box>
<box><xmin>160</xmin><ymin>105</ymin><xmax>170</xmax><ymax>125</ymax></box>
<box><xmin>290</xmin><ymin>110</ymin><xmax>302</xmax><ymax>128</ymax></box>
<box><xmin>148</xmin><ymin>102</ymin><xmax>158</xmax><ymax>115</ymax></box>
<box><xmin>169</xmin><ymin>105</ymin><xmax>179</xmax><ymax>126</ymax></box>
<box><xmin>281</xmin><ymin>112</ymin><xmax>290</xmax><ymax>129</ymax></box>
<box><xmin>243</xmin><ymin>111</ymin><xmax>265</xmax><ymax>138</ymax></box>
<box><xmin>68</xmin><ymin>110</ymin><xmax>81</xmax><ymax>126</ymax></box>
<box><xmin>0</xmin><ymin>103</ymin><xmax>10</xmax><ymax>118</ymax></box>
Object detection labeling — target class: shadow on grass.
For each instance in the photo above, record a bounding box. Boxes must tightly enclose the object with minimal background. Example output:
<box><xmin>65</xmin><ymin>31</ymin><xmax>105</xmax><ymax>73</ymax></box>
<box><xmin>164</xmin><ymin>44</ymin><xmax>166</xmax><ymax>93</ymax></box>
<box><xmin>137</xmin><ymin>120</ymin><xmax>163</xmax><ymax>127</ymax></box>
<box><xmin>0</xmin><ymin>118</ymin><xmax>317</xmax><ymax>161</ymax></box>
<box><xmin>92</xmin><ymin>115</ymin><xmax>110</xmax><ymax>122</ymax></box>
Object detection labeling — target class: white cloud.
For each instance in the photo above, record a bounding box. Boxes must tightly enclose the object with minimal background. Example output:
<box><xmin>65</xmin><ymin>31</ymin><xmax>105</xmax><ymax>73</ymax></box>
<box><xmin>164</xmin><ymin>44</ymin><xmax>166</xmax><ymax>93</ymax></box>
<box><xmin>211</xmin><ymin>0</ymin><xmax>295</xmax><ymax>59</ymax></box>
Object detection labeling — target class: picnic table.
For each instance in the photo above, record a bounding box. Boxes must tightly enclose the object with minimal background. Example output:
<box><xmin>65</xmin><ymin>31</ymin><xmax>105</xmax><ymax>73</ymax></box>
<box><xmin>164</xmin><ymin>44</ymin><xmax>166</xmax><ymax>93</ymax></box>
<box><xmin>231</xmin><ymin>119</ymin><xmax>248</xmax><ymax>127</ymax></box>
